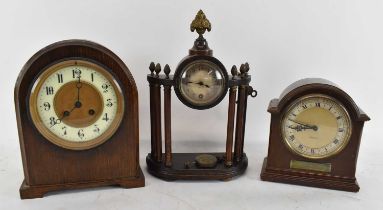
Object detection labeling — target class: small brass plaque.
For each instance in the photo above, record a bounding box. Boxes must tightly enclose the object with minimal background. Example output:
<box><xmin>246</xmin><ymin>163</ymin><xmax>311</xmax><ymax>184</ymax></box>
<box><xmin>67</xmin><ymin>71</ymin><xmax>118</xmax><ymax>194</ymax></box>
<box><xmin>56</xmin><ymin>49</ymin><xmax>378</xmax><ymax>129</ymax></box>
<box><xmin>290</xmin><ymin>160</ymin><xmax>331</xmax><ymax>173</ymax></box>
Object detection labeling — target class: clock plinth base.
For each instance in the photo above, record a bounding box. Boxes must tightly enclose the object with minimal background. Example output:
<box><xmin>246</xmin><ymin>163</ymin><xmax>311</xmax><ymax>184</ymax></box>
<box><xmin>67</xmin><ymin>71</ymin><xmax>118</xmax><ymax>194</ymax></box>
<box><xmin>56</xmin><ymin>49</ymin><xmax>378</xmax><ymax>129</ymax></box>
<box><xmin>260</xmin><ymin>158</ymin><xmax>359</xmax><ymax>192</ymax></box>
<box><xmin>19</xmin><ymin>167</ymin><xmax>145</xmax><ymax>199</ymax></box>
<box><xmin>146</xmin><ymin>153</ymin><xmax>247</xmax><ymax>181</ymax></box>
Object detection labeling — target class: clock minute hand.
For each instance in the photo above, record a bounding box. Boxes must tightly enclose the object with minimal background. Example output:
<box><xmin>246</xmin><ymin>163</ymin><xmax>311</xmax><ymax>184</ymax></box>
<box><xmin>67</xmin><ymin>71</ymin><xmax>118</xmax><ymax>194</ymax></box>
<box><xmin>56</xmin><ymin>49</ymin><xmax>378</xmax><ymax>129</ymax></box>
<box><xmin>288</xmin><ymin>118</ymin><xmax>318</xmax><ymax>131</ymax></box>
<box><xmin>288</xmin><ymin>125</ymin><xmax>317</xmax><ymax>132</ymax></box>
<box><xmin>76</xmin><ymin>75</ymin><xmax>82</xmax><ymax>102</ymax></box>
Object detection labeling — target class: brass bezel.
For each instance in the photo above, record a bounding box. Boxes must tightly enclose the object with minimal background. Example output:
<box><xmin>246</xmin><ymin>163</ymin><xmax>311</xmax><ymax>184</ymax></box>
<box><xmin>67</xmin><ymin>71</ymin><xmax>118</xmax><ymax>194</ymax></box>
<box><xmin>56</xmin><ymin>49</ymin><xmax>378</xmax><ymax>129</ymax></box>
<box><xmin>29</xmin><ymin>60</ymin><xmax>125</xmax><ymax>150</ymax></box>
<box><xmin>281</xmin><ymin>94</ymin><xmax>352</xmax><ymax>159</ymax></box>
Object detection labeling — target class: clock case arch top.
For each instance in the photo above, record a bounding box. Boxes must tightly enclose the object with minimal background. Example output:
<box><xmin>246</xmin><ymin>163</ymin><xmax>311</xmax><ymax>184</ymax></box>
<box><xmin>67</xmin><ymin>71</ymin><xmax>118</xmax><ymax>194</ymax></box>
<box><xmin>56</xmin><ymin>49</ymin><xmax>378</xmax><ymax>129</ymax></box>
<box><xmin>261</xmin><ymin>78</ymin><xmax>370</xmax><ymax>192</ymax></box>
<box><xmin>15</xmin><ymin>39</ymin><xmax>144</xmax><ymax>199</ymax></box>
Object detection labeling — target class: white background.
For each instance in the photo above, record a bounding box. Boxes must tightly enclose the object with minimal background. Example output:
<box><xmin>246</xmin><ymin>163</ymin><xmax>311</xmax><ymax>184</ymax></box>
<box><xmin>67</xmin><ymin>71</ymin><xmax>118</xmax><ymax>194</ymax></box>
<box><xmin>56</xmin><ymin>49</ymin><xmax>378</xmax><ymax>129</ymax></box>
<box><xmin>0</xmin><ymin>0</ymin><xmax>382</xmax><ymax>209</ymax></box>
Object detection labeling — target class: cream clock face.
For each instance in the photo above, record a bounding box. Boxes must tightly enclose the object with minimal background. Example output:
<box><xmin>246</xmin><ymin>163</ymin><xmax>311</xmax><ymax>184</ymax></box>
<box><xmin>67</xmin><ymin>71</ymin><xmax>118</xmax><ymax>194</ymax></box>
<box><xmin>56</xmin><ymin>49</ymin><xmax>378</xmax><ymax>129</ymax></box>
<box><xmin>281</xmin><ymin>94</ymin><xmax>352</xmax><ymax>159</ymax></box>
<box><xmin>179</xmin><ymin>60</ymin><xmax>226</xmax><ymax>106</ymax></box>
<box><xmin>29</xmin><ymin>60</ymin><xmax>124</xmax><ymax>150</ymax></box>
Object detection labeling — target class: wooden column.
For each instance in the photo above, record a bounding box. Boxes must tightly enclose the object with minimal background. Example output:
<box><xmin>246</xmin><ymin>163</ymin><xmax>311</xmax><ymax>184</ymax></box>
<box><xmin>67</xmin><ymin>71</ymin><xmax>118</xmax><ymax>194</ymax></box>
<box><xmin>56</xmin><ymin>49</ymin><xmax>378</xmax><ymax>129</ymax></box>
<box><xmin>154</xmin><ymin>84</ymin><xmax>162</xmax><ymax>162</ymax></box>
<box><xmin>149</xmin><ymin>83</ymin><xmax>156</xmax><ymax>159</ymax></box>
<box><xmin>234</xmin><ymin>85</ymin><xmax>246</xmax><ymax>162</ymax></box>
<box><xmin>164</xmin><ymin>85</ymin><xmax>172</xmax><ymax>167</ymax></box>
<box><xmin>150</xmin><ymin>82</ymin><xmax>163</xmax><ymax>162</ymax></box>
<box><xmin>225</xmin><ymin>86</ymin><xmax>237</xmax><ymax>166</ymax></box>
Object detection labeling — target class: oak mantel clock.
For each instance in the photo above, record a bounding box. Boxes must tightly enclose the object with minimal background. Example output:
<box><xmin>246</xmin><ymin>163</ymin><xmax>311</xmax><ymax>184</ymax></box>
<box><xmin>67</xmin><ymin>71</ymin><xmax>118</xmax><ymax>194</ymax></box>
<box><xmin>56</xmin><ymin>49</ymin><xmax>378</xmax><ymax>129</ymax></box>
<box><xmin>261</xmin><ymin>78</ymin><xmax>370</xmax><ymax>192</ymax></box>
<box><xmin>15</xmin><ymin>40</ymin><xmax>144</xmax><ymax>199</ymax></box>
<box><xmin>146</xmin><ymin>10</ymin><xmax>257</xmax><ymax>180</ymax></box>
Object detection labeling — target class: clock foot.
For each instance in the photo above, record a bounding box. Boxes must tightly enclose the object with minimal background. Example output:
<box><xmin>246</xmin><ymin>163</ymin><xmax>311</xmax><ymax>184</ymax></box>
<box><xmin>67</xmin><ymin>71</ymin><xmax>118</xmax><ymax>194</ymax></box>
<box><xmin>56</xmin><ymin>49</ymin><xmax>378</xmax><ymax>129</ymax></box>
<box><xmin>19</xmin><ymin>167</ymin><xmax>145</xmax><ymax>199</ymax></box>
<box><xmin>260</xmin><ymin>158</ymin><xmax>360</xmax><ymax>192</ymax></box>
<box><xmin>146</xmin><ymin>152</ymin><xmax>247</xmax><ymax>181</ymax></box>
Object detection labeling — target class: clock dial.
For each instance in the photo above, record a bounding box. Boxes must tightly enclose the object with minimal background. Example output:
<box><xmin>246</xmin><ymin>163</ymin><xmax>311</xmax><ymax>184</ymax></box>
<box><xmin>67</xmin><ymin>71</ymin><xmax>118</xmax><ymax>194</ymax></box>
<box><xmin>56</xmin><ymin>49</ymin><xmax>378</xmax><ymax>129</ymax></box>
<box><xmin>281</xmin><ymin>94</ymin><xmax>352</xmax><ymax>159</ymax></box>
<box><xmin>179</xmin><ymin>60</ymin><xmax>226</xmax><ymax>107</ymax></box>
<box><xmin>29</xmin><ymin>60</ymin><xmax>124</xmax><ymax>150</ymax></box>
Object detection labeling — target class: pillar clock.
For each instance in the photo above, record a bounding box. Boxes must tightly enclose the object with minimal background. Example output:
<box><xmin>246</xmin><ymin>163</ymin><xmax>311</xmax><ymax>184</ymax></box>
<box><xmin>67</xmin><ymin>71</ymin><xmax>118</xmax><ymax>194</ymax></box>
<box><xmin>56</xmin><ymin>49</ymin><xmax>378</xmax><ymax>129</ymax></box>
<box><xmin>15</xmin><ymin>40</ymin><xmax>144</xmax><ymax>199</ymax></box>
<box><xmin>146</xmin><ymin>10</ymin><xmax>257</xmax><ymax>180</ymax></box>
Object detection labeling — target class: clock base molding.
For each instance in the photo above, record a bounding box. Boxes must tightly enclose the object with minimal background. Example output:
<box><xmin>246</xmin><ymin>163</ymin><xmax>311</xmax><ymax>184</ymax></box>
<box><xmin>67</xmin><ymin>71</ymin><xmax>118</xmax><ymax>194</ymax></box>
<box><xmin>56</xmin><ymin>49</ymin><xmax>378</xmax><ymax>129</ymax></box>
<box><xmin>260</xmin><ymin>158</ymin><xmax>359</xmax><ymax>192</ymax></box>
<box><xmin>146</xmin><ymin>153</ymin><xmax>248</xmax><ymax>181</ymax></box>
<box><xmin>19</xmin><ymin>168</ymin><xmax>145</xmax><ymax>199</ymax></box>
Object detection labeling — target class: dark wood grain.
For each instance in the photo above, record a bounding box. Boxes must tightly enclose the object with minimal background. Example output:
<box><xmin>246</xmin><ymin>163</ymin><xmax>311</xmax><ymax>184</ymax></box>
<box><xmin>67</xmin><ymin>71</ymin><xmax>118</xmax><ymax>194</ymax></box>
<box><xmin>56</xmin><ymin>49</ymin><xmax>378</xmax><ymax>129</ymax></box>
<box><xmin>234</xmin><ymin>86</ymin><xmax>246</xmax><ymax>162</ymax></box>
<box><xmin>164</xmin><ymin>85</ymin><xmax>172</xmax><ymax>167</ymax></box>
<box><xmin>260</xmin><ymin>78</ymin><xmax>370</xmax><ymax>192</ymax></box>
<box><xmin>225</xmin><ymin>87</ymin><xmax>237</xmax><ymax>166</ymax></box>
<box><xmin>147</xmin><ymin>153</ymin><xmax>247</xmax><ymax>181</ymax></box>
<box><xmin>14</xmin><ymin>40</ymin><xmax>144</xmax><ymax>199</ymax></box>
<box><xmin>146</xmin><ymin>62</ymin><xmax>254</xmax><ymax>180</ymax></box>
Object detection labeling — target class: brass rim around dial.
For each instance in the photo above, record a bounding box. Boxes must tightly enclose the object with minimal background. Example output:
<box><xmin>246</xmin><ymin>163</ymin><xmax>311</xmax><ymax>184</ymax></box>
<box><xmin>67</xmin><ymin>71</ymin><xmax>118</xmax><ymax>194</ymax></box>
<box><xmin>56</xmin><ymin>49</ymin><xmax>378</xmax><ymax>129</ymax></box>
<box><xmin>281</xmin><ymin>94</ymin><xmax>352</xmax><ymax>159</ymax></box>
<box><xmin>29</xmin><ymin>60</ymin><xmax>124</xmax><ymax>150</ymax></box>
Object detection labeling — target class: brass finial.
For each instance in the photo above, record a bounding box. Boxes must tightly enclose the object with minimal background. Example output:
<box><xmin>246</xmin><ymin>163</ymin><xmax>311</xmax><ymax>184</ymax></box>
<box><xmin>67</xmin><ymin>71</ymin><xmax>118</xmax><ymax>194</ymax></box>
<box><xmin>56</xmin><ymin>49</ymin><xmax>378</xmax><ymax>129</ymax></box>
<box><xmin>190</xmin><ymin>10</ymin><xmax>211</xmax><ymax>36</ymax></box>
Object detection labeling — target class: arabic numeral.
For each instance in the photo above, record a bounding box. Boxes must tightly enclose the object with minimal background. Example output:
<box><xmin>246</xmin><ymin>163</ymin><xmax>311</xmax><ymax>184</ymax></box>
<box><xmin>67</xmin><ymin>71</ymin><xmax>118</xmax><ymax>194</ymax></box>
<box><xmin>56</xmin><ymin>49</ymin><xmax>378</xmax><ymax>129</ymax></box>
<box><xmin>102</xmin><ymin>113</ymin><xmax>109</xmax><ymax>122</ymax></box>
<box><xmin>102</xmin><ymin>84</ymin><xmax>109</xmax><ymax>93</ymax></box>
<box><xmin>93</xmin><ymin>124</ymin><xmax>100</xmax><ymax>133</ymax></box>
<box><xmin>62</xmin><ymin>126</ymin><xmax>67</xmax><ymax>136</ymax></box>
<box><xmin>49</xmin><ymin>117</ymin><xmax>56</xmax><ymax>126</ymax></box>
<box><xmin>78</xmin><ymin>129</ymin><xmax>84</xmax><ymax>139</ymax></box>
<box><xmin>106</xmin><ymin>99</ymin><xmax>113</xmax><ymax>107</ymax></box>
<box><xmin>57</xmin><ymin>73</ymin><xmax>63</xmax><ymax>83</ymax></box>
<box><xmin>43</xmin><ymin>102</ymin><xmax>51</xmax><ymax>111</ymax></box>
<box><xmin>72</xmin><ymin>69</ymin><xmax>82</xmax><ymax>78</ymax></box>
<box><xmin>46</xmin><ymin>86</ymin><xmax>54</xmax><ymax>95</ymax></box>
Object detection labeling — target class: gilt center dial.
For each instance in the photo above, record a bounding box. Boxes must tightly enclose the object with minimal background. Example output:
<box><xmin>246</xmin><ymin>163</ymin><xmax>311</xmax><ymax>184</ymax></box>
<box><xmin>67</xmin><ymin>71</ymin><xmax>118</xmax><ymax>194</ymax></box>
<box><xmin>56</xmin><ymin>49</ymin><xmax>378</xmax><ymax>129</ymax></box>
<box><xmin>281</xmin><ymin>94</ymin><xmax>352</xmax><ymax>159</ymax></box>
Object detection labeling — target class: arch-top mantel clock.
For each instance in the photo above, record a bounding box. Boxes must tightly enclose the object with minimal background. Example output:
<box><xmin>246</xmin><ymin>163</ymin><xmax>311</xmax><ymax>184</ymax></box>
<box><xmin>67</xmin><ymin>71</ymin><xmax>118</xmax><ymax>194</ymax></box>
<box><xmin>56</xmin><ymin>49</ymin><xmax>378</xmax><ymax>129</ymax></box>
<box><xmin>146</xmin><ymin>10</ymin><xmax>257</xmax><ymax>180</ymax></box>
<box><xmin>15</xmin><ymin>40</ymin><xmax>144</xmax><ymax>199</ymax></box>
<box><xmin>261</xmin><ymin>78</ymin><xmax>370</xmax><ymax>192</ymax></box>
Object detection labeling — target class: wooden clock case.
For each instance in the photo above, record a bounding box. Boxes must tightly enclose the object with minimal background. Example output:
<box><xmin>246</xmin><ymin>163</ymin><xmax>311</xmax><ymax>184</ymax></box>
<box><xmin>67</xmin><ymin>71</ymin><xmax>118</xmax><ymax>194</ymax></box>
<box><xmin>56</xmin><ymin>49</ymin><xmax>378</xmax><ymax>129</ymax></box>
<box><xmin>260</xmin><ymin>78</ymin><xmax>370</xmax><ymax>192</ymax></box>
<box><xmin>146</xmin><ymin>10</ymin><xmax>257</xmax><ymax>181</ymax></box>
<box><xmin>15</xmin><ymin>40</ymin><xmax>144</xmax><ymax>199</ymax></box>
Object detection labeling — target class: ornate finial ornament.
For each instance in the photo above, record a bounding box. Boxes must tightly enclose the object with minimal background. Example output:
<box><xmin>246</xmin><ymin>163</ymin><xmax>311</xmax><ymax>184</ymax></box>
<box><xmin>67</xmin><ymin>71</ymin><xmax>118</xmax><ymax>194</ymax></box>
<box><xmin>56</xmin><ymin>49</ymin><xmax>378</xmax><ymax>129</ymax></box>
<box><xmin>190</xmin><ymin>10</ymin><xmax>211</xmax><ymax>36</ymax></box>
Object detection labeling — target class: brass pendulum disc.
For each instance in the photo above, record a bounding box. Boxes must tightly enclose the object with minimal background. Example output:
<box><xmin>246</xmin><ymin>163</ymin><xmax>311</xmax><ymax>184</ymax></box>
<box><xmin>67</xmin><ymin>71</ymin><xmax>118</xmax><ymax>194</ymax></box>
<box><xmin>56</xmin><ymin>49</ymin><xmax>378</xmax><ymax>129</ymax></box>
<box><xmin>195</xmin><ymin>154</ymin><xmax>217</xmax><ymax>168</ymax></box>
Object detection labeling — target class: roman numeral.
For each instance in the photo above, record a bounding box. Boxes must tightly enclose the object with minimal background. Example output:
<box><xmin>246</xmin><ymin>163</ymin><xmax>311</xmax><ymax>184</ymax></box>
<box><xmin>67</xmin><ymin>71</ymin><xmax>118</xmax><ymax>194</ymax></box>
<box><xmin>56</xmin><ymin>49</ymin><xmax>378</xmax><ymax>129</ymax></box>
<box><xmin>91</xmin><ymin>73</ymin><xmax>94</xmax><ymax>82</ymax></box>
<box><xmin>334</xmin><ymin>139</ymin><xmax>339</xmax><ymax>144</ymax></box>
<box><xmin>315</xmin><ymin>102</ymin><xmax>320</xmax><ymax>107</ymax></box>
<box><xmin>302</xmin><ymin>104</ymin><xmax>307</xmax><ymax>109</ymax></box>
<box><xmin>338</xmin><ymin>128</ymin><xmax>344</xmax><ymax>132</ymax></box>
<box><xmin>336</xmin><ymin>116</ymin><xmax>342</xmax><ymax>120</ymax></box>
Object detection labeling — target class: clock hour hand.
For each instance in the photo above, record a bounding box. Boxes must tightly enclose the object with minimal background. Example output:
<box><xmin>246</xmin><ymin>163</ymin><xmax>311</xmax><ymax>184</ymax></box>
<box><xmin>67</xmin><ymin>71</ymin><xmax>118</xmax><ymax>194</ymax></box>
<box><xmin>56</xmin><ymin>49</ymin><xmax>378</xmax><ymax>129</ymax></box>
<box><xmin>187</xmin><ymin>81</ymin><xmax>210</xmax><ymax>88</ymax></box>
<box><xmin>288</xmin><ymin>118</ymin><xmax>318</xmax><ymax>131</ymax></box>
<box><xmin>50</xmin><ymin>105</ymin><xmax>76</xmax><ymax>128</ymax></box>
